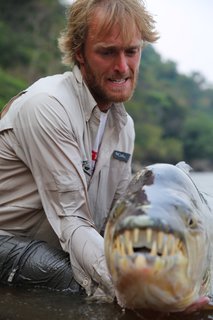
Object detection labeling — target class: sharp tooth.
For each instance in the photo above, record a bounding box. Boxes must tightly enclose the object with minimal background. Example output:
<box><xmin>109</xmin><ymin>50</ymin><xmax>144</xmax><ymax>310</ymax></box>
<box><xmin>135</xmin><ymin>255</ymin><xmax>146</xmax><ymax>268</ymax></box>
<box><xmin>178</xmin><ymin>241</ymin><xmax>186</xmax><ymax>256</ymax></box>
<box><xmin>120</xmin><ymin>257</ymin><xmax>129</xmax><ymax>271</ymax></box>
<box><xmin>127</xmin><ymin>241</ymin><xmax>133</xmax><ymax>255</ymax></box>
<box><xmin>120</xmin><ymin>236</ymin><xmax>125</xmax><ymax>256</ymax></box>
<box><xmin>162</xmin><ymin>242</ymin><xmax>168</xmax><ymax>256</ymax></box>
<box><xmin>118</xmin><ymin>239</ymin><xmax>123</xmax><ymax>254</ymax></box>
<box><xmin>179</xmin><ymin>241</ymin><xmax>184</xmax><ymax>252</ymax></box>
<box><xmin>120</xmin><ymin>243</ymin><xmax>125</xmax><ymax>256</ymax></box>
<box><xmin>146</xmin><ymin>228</ymin><xmax>152</xmax><ymax>243</ymax></box>
<box><xmin>176</xmin><ymin>238</ymin><xmax>182</xmax><ymax>252</ymax></box>
<box><xmin>114</xmin><ymin>237</ymin><xmax>120</xmax><ymax>251</ymax></box>
<box><xmin>168</xmin><ymin>234</ymin><xmax>175</xmax><ymax>255</ymax></box>
<box><xmin>150</xmin><ymin>241</ymin><xmax>157</xmax><ymax>256</ymax></box>
<box><xmin>124</xmin><ymin>230</ymin><xmax>133</xmax><ymax>255</ymax></box>
<box><xmin>169</xmin><ymin>235</ymin><xmax>177</xmax><ymax>256</ymax></box>
<box><xmin>124</xmin><ymin>230</ymin><xmax>130</xmax><ymax>240</ymax></box>
<box><xmin>124</xmin><ymin>230</ymin><xmax>132</xmax><ymax>246</ymax></box>
<box><xmin>133</xmin><ymin>228</ymin><xmax>139</xmax><ymax>243</ymax></box>
<box><xmin>175</xmin><ymin>238</ymin><xmax>179</xmax><ymax>250</ymax></box>
<box><xmin>158</xmin><ymin>231</ymin><xmax>164</xmax><ymax>250</ymax></box>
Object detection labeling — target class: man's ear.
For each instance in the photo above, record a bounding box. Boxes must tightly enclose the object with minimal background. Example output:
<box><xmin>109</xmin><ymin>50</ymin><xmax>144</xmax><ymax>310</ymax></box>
<box><xmin>76</xmin><ymin>50</ymin><xmax>85</xmax><ymax>66</ymax></box>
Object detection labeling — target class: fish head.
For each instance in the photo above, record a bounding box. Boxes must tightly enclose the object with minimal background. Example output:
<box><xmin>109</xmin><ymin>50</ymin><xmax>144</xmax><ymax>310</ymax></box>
<box><xmin>104</xmin><ymin>163</ymin><xmax>212</xmax><ymax>312</ymax></box>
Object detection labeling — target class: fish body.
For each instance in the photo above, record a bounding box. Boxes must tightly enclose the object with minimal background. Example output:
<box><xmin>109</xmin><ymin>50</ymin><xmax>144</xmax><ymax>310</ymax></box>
<box><xmin>104</xmin><ymin>162</ymin><xmax>213</xmax><ymax>312</ymax></box>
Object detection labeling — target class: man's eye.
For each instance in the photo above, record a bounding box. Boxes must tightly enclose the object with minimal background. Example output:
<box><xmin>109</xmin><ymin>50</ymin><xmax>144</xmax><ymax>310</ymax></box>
<box><xmin>125</xmin><ymin>49</ymin><xmax>138</xmax><ymax>56</ymax></box>
<box><xmin>100</xmin><ymin>50</ymin><xmax>114</xmax><ymax>56</ymax></box>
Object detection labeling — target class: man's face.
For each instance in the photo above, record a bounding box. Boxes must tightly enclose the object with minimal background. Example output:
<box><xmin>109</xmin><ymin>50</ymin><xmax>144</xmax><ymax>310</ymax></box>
<box><xmin>76</xmin><ymin>12</ymin><xmax>142</xmax><ymax>112</ymax></box>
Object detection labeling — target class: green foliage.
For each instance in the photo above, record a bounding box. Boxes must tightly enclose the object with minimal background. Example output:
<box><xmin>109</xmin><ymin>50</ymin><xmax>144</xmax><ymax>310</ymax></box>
<box><xmin>0</xmin><ymin>69</ymin><xmax>26</xmax><ymax>111</ymax></box>
<box><xmin>134</xmin><ymin>123</ymin><xmax>183</xmax><ymax>164</ymax></box>
<box><xmin>0</xmin><ymin>0</ymin><xmax>66</xmax><ymax>110</ymax></box>
<box><xmin>0</xmin><ymin>2</ymin><xmax>213</xmax><ymax>169</ymax></box>
<box><xmin>182</xmin><ymin>113</ymin><xmax>213</xmax><ymax>160</ymax></box>
<box><xmin>126</xmin><ymin>45</ymin><xmax>213</xmax><ymax>167</ymax></box>
<box><xmin>0</xmin><ymin>0</ymin><xmax>66</xmax><ymax>82</ymax></box>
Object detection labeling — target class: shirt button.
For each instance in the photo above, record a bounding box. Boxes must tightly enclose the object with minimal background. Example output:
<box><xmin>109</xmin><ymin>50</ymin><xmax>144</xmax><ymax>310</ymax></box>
<box><xmin>83</xmin><ymin>278</ymin><xmax>88</xmax><ymax>286</ymax></box>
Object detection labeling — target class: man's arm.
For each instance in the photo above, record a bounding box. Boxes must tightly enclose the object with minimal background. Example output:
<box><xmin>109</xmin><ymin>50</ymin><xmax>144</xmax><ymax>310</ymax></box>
<box><xmin>14</xmin><ymin>92</ymin><xmax>114</xmax><ymax>299</ymax></box>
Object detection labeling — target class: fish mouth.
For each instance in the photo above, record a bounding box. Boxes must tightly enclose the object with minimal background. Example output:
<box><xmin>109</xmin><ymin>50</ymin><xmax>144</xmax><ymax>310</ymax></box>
<box><xmin>106</xmin><ymin>215</ymin><xmax>193</xmax><ymax>311</ymax></box>
<box><xmin>111</xmin><ymin>215</ymin><xmax>187</xmax><ymax>268</ymax></box>
<box><xmin>112</xmin><ymin>225</ymin><xmax>187</xmax><ymax>272</ymax></box>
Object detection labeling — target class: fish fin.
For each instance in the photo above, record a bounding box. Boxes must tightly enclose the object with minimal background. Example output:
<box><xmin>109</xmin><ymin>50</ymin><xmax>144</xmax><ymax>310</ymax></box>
<box><xmin>176</xmin><ymin>161</ymin><xmax>193</xmax><ymax>174</ymax></box>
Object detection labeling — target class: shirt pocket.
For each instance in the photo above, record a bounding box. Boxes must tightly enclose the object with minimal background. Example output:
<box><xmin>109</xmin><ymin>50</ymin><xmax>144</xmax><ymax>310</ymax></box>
<box><xmin>45</xmin><ymin>172</ymin><xmax>85</xmax><ymax>215</ymax></box>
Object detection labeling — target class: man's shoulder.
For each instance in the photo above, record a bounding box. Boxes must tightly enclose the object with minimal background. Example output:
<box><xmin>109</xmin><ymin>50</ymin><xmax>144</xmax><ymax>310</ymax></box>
<box><xmin>25</xmin><ymin>71</ymin><xmax>78</xmax><ymax>107</ymax></box>
<box><xmin>28</xmin><ymin>65</ymin><xmax>81</xmax><ymax>96</ymax></box>
<box><xmin>27</xmin><ymin>71</ymin><xmax>74</xmax><ymax>95</ymax></box>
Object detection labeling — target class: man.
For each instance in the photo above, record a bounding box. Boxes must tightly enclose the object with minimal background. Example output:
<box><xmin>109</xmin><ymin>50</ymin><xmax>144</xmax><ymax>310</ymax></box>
<box><xmin>0</xmin><ymin>0</ymin><xmax>158</xmax><ymax>301</ymax></box>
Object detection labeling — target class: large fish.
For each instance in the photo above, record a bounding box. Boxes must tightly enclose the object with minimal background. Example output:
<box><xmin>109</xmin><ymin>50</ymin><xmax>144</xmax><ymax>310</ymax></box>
<box><xmin>104</xmin><ymin>162</ymin><xmax>213</xmax><ymax>312</ymax></box>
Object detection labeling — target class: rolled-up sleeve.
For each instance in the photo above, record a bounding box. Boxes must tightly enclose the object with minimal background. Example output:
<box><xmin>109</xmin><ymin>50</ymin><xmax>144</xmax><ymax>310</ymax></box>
<box><xmin>13</xmin><ymin>93</ymin><xmax>113</xmax><ymax>297</ymax></box>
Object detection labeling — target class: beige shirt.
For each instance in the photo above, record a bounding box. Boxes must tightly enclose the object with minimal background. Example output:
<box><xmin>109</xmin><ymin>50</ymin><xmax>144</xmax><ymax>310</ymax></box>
<box><xmin>0</xmin><ymin>65</ymin><xmax>135</xmax><ymax>298</ymax></box>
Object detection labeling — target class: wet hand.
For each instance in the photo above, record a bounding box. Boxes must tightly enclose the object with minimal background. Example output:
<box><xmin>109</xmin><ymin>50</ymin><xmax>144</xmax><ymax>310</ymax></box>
<box><xmin>90</xmin><ymin>255</ymin><xmax>115</xmax><ymax>303</ymax></box>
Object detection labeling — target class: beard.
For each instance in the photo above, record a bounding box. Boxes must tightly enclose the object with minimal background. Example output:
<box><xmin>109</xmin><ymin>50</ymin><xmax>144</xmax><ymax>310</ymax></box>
<box><xmin>82</xmin><ymin>58</ymin><xmax>139</xmax><ymax>109</ymax></box>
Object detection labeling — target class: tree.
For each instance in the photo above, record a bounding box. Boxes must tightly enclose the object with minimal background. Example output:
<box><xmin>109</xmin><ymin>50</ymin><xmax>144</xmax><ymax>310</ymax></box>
<box><xmin>182</xmin><ymin>113</ymin><xmax>213</xmax><ymax>161</ymax></box>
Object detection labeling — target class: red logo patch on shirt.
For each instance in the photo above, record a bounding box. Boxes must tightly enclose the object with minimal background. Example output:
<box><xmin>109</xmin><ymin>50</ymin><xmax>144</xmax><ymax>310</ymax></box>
<box><xmin>92</xmin><ymin>150</ymin><xmax>98</xmax><ymax>161</ymax></box>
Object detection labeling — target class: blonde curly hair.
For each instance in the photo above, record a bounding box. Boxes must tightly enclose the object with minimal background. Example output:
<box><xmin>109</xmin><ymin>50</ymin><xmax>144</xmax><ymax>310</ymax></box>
<box><xmin>58</xmin><ymin>0</ymin><xmax>159</xmax><ymax>67</ymax></box>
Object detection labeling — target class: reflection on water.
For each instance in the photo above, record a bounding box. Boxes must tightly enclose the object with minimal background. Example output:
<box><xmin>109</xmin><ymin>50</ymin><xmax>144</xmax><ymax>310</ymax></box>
<box><xmin>1</xmin><ymin>172</ymin><xmax>213</xmax><ymax>320</ymax></box>
<box><xmin>1</xmin><ymin>286</ymin><xmax>213</xmax><ymax>320</ymax></box>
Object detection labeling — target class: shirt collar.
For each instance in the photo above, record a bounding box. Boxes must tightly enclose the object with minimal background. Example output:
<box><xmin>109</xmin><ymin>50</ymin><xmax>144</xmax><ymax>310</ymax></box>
<box><xmin>73</xmin><ymin>65</ymin><xmax>127</xmax><ymax>126</ymax></box>
<box><xmin>73</xmin><ymin>65</ymin><xmax>97</xmax><ymax>122</ymax></box>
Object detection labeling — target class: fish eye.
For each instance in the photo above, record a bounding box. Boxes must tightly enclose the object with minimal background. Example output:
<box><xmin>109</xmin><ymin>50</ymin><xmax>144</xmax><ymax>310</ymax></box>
<box><xmin>187</xmin><ymin>216</ymin><xmax>197</xmax><ymax>229</ymax></box>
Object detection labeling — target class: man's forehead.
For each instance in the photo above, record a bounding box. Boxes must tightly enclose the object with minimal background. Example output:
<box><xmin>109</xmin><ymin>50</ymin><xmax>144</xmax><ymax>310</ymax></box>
<box><xmin>88</xmin><ymin>7</ymin><xmax>141</xmax><ymax>43</ymax></box>
<box><xmin>88</xmin><ymin>22</ymin><xmax>141</xmax><ymax>48</ymax></box>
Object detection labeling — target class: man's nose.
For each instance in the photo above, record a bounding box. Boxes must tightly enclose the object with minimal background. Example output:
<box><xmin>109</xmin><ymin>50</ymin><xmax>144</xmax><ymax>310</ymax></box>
<box><xmin>114</xmin><ymin>52</ymin><xmax>128</xmax><ymax>73</ymax></box>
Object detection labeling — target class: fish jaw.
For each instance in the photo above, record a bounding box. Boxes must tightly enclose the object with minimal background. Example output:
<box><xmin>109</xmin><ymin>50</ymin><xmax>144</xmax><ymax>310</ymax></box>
<box><xmin>105</xmin><ymin>224</ymin><xmax>198</xmax><ymax>312</ymax></box>
<box><xmin>114</xmin><ymin>264</ymin><xmax>194</xmax><ymax>312</ymax></box>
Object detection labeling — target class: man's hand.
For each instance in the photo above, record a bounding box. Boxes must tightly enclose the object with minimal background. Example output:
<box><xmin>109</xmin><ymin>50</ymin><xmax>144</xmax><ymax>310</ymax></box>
<box><xmin>90</xmin><ymin>254</ymin><xmax>115</xmax><ymax>303</ymax></box>
<box><xmin>67</xmin><ymin>224</ymin><xmax>115</xmax><ymax>302</ymax></box>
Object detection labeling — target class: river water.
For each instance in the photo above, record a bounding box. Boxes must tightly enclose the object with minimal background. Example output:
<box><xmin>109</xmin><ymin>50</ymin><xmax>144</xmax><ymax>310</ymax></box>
<box><xmin>1</xmin><ymin>172</ymin><xmax>213</xmax><ymax>320</ymax></box>
<box><xmin>192</xmin><ymin>172</ymin><xmax>213</xmax><ymax>214</ymax></box>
